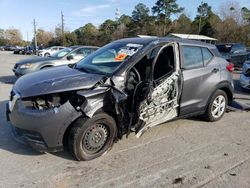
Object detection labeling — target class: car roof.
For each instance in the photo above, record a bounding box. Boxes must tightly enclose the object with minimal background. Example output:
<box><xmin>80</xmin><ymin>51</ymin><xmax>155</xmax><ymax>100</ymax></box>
<box><xmin>114</xmin><ymin>37</ymin><xmax>215</xmax><ymax>49</ymax></box>
<box><xmin>69</xmin><ymin>45</ymin><xmax>99</xmax><ymax>49</ymax></box>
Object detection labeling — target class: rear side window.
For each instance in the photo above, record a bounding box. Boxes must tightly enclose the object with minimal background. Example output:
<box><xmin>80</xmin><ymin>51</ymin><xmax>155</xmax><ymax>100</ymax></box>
<box><xmin>202</xmin><ymin>47</ymin><xmax>213</xmax><ymax>64</ymax></box>
<box><xmin>182</xmin><ymin>46</ymin><xmax>203</xmax><ymax>69</ymax></box>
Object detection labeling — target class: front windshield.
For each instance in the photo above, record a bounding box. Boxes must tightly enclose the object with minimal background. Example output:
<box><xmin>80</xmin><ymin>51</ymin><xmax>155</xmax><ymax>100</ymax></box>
<box><xmin>50</xmin><ymin>47</ymin><xmax>72</xmax><ymax>58</ymax></box>
<box><xmin>75</xmin><ymin>42</ymin><xmax>144</xmax><ymax>75</ymax></box>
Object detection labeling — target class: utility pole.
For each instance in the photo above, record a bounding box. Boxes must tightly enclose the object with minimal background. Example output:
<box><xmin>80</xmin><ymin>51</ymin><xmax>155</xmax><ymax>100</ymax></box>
<box><xmin>61</xmin><ymin>11</ymin><xmax>65</xmax><ymax>46</ymax></box>
<box><xmin>33</xmin><ymin>19</ymin><xmax>37</xmax><ymax>53</ymax></box>
<box><xmin>198</xmin><ymin>1</ymin><xmax>204</xmax><ymax>34</ymax></box>
<box><xmin>26</xmin><ymin>31</ymin><xmax>29</xmax><ymax>43</ymax></box>
<box><xmin>115</xmin><ymin>8</ymin><xmax>121</xmax><ymax>21</ymax></box>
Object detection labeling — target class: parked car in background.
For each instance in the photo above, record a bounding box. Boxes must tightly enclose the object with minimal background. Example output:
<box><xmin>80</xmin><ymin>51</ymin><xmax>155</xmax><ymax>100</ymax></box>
<box><xmin>16</xmin><ymin>46</ymin><xmax>36</xmax><ymax>55</ymax></box>
<box><xmin>12</xmin><ymin>45</ymin><xmax>98</xmax><ymax>76</ymax></box>
<box><xmin>4</xmin><ymin>45</ymin><xmax>19</xmax><ymax>51</ymax></box>
<box><xmin>7</xmin><ymin>37</ymin><xmax>234</xmax><ymax>161</ymax></box>
<box><xmin>13</xmin><ymin>47</ymin><xmax>25</xmax><ymax>54</ymax></box>
<box><xmin>240</xmin><ymin>54</ymin><xmax>250</xmax><ymax>90</ymax></box>
<box><xmin>216</xmin><ymin>43</ymin><xmax>249</xmax><ymax>69</ymax></box>
<box><xmin>0</xmin><ymin>46</ymin><xmax>5</xmax><ymax>51</ymax></box>
<box><xmin>38</xmin><ymin>46</ymin><xmax>65</xmax><ymax>56</ymax></box>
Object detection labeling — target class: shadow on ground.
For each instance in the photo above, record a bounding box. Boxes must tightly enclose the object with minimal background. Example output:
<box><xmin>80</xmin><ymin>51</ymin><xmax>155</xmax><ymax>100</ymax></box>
<box><xmin>0</xmin><ymin>75</ymin><xmax>17</xmax><ymax>84</ymax></box>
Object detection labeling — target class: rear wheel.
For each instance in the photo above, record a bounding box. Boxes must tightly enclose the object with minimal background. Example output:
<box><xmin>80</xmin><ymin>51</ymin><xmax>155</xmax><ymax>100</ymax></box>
<box><xmin>68</xmin><ymin>113</ymin><xmax>117</xmax><ymax>161</ymax></box>
<box><xmin>203</xmin><ymin>90</ymin><xmax>228</xmax><ymax>122</ymax></box>
<box><xmin>44</xmin><ymin>53</ymin><xmax>50</xmax><ymax>56</ymax></box>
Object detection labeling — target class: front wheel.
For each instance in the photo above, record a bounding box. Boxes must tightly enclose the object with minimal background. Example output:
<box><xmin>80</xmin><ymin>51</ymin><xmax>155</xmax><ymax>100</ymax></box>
<box><xmin>203</xmin><ymin>90</ymin><xmax>228</xmax><ymax>122</ymax></box>
<box><xmin>68</xmin><ymin>113</ymin><xmax>117</xmax><ymax>161</ymax></box>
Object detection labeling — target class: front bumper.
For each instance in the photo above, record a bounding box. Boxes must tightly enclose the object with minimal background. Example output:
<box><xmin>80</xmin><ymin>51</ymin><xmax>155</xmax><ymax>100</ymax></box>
<box><xmin>6</xmin><ymin>99</ymin><xmax>80</xmax><ymax>152</ymax></box>
<box><xmin>240</xmin><ymin>74</ymin><xmax>250</xmax><ymax>89</ymax></box>
<box><xmin>12</xmin><ymin>66</ymin><xmax>35</xmax><ymax>77</ymax></box>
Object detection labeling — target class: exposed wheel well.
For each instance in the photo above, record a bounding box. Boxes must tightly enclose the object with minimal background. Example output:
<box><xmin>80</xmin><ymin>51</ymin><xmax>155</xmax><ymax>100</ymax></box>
<box><xmin>40</xmin><ymin>65</ymin><xmax>53</xmax><ymax>69</ymax></box>
<box><xmin>62</xmin><ymin>117</ymin><xmax>87</xmax><ymax>150</ymax></box>
<box><xmin>218</xmin><ymin>87</ymin><xmax>233</xmax><ymax>103</ymax></box>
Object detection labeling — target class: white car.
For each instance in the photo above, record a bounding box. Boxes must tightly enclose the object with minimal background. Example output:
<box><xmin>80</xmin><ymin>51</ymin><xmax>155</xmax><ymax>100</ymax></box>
<box><xmin>240</xmin><ymin>60</ymin><xmax>250</xmax><ymax>90</ymax></box>
<box><xmin>38</xmin><ymin>46</ymin><xmax>65</xmax><ymax>57</ymax></box>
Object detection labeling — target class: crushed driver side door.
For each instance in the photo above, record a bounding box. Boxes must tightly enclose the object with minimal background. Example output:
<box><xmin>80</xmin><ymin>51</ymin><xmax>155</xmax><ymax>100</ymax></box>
<box><xmin>136</xmin><ymin>42</ymin><xmax>181</xmax><ymax>137</ymax></box>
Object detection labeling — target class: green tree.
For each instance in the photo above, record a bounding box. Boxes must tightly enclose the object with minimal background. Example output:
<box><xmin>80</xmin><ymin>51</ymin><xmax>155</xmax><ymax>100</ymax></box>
<box><xmin>64</xmin><ymin>32</ymin><xmax>77</xmax><ymax>46</ymax></box>
<box><xmin>0</xmin><ymin>28</ymin><xmax>7</xmax><ymax>45</ymax></box>
<box><xmin>5</xmin><ymin>28</ymin><xmax>23</xmax><ymax>45</ymax></box>
<box><xmin>98</xmin><ymin>20</ymin><xmax>117</xmax><ymax>45</ymax></box>
<box><xmin>152</xmin><ymin>0</ymin><xmax>184</xmax><ymax>35</ymax></box>
<box><xmin>130</xmin><ymin>3</ymin><xmax>151</xmax><ymax>35</ymax></box>
<box><xmin>74</xmin><ymin>23</ymin><xmax>99</xmax><ymax>45</ymax></box>
<box><xmin>36</xmin><ymin>29</ymin><xmax>53</xmax><ymax>46</ymax></box>
<box><xmin>173</xmin><ymin>14</ymin><xmax>192</xmax><ymax>34</ymax></box>
<box><xmin>132</xmin><ymin>3</ymin><xmax>150</xmax><ymax>27</ymax></box>
<box><xmin>241</xmin><ymin>7</ymin><xmax>250</xmax><ymax>24</ymax></box>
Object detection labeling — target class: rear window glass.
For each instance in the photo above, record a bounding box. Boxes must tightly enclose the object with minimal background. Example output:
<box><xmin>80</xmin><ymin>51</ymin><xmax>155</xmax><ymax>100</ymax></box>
<box><xmin>202</xmin><ymin>48</ymin><xmax>213</xmax><ymax>64</ymax></box>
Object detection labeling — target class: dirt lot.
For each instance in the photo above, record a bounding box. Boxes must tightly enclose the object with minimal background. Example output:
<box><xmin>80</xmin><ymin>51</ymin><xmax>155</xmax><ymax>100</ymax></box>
<box><xmin>0</xmin><ymin>51</ymin><xmax>250</xmax><ymax>188</ymax></box>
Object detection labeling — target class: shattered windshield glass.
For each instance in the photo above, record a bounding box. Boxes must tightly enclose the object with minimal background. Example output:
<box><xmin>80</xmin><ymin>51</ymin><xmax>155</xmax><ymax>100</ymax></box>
<box><xmin>75</xmin><ymin>42</ymin><xmax>144</xmax><ymax>75</ymax></box>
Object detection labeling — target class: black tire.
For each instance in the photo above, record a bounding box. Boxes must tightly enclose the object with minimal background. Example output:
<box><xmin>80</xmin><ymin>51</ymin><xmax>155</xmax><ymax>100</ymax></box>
<box><xmin>203</xmin><ymin>89</ymin><xmax>228</xmax><ymax>122</ymax></box>
<box><xmin>68</xmin><ymin>113</ymin><xmax>117</xmax><ymax>161</ymax></box>
<box><xmin>44</xmin><ymin>53</ymin><xmax>50</xmax><ymax>57</ymax></box>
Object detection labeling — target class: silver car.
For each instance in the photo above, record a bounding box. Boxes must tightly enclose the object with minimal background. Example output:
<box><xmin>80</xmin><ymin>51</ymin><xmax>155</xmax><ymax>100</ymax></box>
<box><xmin>13</xmin><ymin>46</ymin><xmax>99</xmax><ymax>76</ymax></box>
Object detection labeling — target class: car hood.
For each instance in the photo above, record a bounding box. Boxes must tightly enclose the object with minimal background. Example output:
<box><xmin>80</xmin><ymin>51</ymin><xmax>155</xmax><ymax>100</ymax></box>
<box><xmin>16</xmin><ymin>56</ymin><xmax>59</xmax><ymax>65</ymax></box>
<box><xmin>14</xmin><ymin>65</ymin><xmax>104</xmax><ymax>98</ymax></box>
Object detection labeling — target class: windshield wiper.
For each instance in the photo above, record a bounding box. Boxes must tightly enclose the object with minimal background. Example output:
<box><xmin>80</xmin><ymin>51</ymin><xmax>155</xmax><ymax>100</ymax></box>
<box><xmin>68</xmin><ymin>63</ymin><xmax>76</xmax><ymax>68</ymax></box>
<box><xmin>75</xmin><ymin>66</ymin><xmax>91</xmax><ymax>73</ymax></box>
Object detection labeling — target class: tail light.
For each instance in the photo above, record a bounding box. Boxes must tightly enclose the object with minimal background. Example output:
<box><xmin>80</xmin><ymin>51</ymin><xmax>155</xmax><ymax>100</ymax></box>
<box><xmin>226</xmin><ymin>63</ymin><xmax>234</xmax><ymax>72</ymax></box>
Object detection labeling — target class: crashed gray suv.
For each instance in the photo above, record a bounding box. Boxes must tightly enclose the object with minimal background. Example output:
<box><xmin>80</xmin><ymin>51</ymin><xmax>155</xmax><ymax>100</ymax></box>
<box><xmin>6</xmin><ymin>37</ymin><xmax>234</xmax><ymax>161</ymax></box>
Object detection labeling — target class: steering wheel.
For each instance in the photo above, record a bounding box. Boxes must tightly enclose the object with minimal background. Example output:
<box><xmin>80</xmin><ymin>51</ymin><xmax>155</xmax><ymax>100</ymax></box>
<box><xmin>130</xmin><ymin>67</ymin><xmax>141</xmax><ymax>84</ymax></box>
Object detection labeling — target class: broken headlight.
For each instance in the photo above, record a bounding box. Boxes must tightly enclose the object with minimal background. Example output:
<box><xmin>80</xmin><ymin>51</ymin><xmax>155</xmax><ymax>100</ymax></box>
<box><xmin>22</xmin><ymin>94</ymin><xmax>66</xmax><ymax>110</ymax></box>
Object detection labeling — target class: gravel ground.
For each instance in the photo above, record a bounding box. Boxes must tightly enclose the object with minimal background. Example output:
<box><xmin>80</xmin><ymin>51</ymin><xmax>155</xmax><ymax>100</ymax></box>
<box><xmin>0</xmin><ymin>51</ymin><xmax>250</xmax><ymax>188</ymax></box>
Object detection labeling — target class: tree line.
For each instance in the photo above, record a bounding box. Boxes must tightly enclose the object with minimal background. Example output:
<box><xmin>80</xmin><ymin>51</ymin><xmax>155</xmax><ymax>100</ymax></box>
<box><xmin>1</xmin><ymin>0</ymin><xmax>250</xmax><ymax>47</ymax></box>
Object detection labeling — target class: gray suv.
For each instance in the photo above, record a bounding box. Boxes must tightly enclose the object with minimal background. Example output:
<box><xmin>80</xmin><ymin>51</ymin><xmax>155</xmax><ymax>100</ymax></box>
<box><xmin>6</xmin><ymin>38</ymin><xmax>234</xmax><ymax>161</ymax></box>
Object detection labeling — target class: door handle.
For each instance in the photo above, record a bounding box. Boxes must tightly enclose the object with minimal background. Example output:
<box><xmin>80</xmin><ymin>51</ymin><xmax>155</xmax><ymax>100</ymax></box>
<box><xmin>211</xmin><ymin>68</ymin><xmax>219</xmax><ymax>73</ymax></box>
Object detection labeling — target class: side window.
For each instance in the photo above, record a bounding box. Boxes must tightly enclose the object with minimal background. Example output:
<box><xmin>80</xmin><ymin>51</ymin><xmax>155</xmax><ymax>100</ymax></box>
<box><xmin>202</xmin><ymin>47</ymin><xmax>213</xmax><ymax>64</ymax></box>
<box><xmin>182</xmin><ymin>46</ymin><xmax>203</xmax><ymax>69</ymax></box>
<box><xmin>82</xmin><ymin>48</ymin><xmax>93</xmax><ymax>56</ymax></box>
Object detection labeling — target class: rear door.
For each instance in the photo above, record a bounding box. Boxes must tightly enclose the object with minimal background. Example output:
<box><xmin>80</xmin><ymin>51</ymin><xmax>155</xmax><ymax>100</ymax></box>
<box><xmin>179</xmin><ymin>45</ymin><xmax>220</xmax><ymax>116</ymax></box>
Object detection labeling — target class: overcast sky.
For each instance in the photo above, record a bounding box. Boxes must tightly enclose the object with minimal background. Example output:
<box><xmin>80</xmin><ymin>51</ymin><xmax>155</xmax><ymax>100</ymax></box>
<box><xmin>0</xmin><ymin>0</ymin><xmax>250</xmax><ymax>40</ymax></box>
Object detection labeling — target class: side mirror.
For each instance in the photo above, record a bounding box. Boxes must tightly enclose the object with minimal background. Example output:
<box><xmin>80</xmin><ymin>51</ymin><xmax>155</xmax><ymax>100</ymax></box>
<box><xmin>67</xmin><ymin>55</ymin><xmax>74</xmax><ymax>60</ymax></box>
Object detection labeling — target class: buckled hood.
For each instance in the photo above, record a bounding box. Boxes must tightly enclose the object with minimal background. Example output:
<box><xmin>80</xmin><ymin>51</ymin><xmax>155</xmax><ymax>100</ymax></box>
<box><xmin>14</xmin><ymin>65</ymin><xmax>104</xmax><ymax>98</ymax></box>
